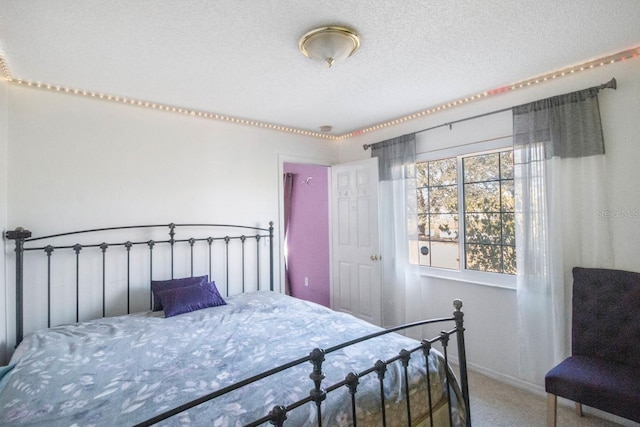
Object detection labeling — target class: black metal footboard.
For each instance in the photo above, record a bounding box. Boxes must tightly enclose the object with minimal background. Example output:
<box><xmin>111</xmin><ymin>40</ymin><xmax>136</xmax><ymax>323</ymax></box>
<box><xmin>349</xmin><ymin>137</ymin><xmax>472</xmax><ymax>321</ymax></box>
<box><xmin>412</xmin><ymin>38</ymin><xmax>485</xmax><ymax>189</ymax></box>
<box><xmin>137</xmin><ymin>300</ymin><xmax>471</xmax><ymax>427</ymax></box>
<box><xmin>6</xmin><ymin>222</ymin><xmax>275</xmax><ymax>346</ymax></box>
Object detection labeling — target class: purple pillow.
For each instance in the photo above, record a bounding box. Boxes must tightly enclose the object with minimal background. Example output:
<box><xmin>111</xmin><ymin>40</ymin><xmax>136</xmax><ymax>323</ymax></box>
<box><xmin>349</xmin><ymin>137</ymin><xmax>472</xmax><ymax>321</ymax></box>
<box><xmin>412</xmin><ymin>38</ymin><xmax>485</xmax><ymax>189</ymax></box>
<box><xmin>155</xmin><ymin>281</ymin><xmax>226</xmax><ymax>318</ymax></box>
<box><xmin>151</xmin><ymin>275</ymin><xmax>208</xmax><ymax>311</ymax></box>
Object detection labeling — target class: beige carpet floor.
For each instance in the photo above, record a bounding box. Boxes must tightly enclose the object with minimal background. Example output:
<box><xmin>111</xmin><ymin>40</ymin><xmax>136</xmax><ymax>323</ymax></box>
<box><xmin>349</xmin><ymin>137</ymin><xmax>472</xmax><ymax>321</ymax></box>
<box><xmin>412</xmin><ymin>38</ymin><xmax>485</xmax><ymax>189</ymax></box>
<box><xmin>467</xmin><ymin>369</ymin><xmax>639</xmax><ymax>427</ymax></box>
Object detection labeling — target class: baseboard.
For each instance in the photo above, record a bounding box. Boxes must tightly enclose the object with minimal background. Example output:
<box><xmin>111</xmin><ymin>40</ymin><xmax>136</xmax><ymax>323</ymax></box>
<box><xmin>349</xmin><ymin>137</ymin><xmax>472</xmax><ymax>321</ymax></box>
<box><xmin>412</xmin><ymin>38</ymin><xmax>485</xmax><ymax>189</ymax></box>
<box><xmin>464</xmin><ymin>360</ymin><xmax>547</xmax><ymax>397</ymax></box>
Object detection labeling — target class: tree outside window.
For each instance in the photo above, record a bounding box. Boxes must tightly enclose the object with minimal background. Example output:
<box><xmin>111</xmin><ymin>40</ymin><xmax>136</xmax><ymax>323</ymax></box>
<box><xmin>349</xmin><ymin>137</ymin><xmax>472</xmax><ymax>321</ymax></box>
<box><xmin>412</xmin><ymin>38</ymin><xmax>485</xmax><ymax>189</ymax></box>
<box><xmin>413</xmin><ymin>149</ymin><xmax>516</xmax><ymax>275</ymax></box>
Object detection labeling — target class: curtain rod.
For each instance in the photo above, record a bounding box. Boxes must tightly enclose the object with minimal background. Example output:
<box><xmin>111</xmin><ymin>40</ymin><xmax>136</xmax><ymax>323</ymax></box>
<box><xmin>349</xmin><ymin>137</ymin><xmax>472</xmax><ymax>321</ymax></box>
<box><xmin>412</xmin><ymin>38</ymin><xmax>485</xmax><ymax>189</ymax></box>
<box><xmin>362</xmin><ymin>77</ymin><xmax>617</xmax><ymax>151</ymax></box>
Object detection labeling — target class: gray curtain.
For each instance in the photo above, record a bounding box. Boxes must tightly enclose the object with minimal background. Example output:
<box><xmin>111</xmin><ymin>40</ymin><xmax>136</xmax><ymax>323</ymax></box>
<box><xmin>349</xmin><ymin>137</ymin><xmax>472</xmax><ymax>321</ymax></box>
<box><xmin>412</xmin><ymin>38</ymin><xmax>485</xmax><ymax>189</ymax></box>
<box><xmin>371</xmin><ymin>133</ymin><xmax>416</xmax><ymax>180</ymax></box>
<box><xmin>513</xmin><ymin>87</ymin><xmax>604</xmax><ymax>159</ymax></box>
<box><xmin>283</xmin><ymin>172</ymin><xmax>295</xmax><ymax>296</ymax></box>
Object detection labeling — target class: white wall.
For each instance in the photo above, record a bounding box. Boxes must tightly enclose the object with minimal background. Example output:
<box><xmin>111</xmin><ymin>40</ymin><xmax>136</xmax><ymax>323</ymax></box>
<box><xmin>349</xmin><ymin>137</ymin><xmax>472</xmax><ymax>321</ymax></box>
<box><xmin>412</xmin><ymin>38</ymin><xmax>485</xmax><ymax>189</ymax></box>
<box><xmin>337</xmin><ymin>58</ymin><xmax>640</xmax><ymax>391</ymax></box>
<box><xmin>1</xmin><ymin>85</ymin><xmax>337</xmax><ymax>362</ymax></box>
<box><xmin>6</xmin><ymin>87</ymin><xmax>338</xmax><ymax>231</ymax></box>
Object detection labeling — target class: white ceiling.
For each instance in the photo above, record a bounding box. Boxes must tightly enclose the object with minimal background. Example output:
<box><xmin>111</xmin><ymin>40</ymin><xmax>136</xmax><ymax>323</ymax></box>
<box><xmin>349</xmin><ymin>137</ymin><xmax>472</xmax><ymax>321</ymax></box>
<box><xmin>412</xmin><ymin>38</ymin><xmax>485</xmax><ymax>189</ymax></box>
<box><xmin>1</xmin><ymin>0</ymin><xmax>640</xmax><ymax>137</ymax></box>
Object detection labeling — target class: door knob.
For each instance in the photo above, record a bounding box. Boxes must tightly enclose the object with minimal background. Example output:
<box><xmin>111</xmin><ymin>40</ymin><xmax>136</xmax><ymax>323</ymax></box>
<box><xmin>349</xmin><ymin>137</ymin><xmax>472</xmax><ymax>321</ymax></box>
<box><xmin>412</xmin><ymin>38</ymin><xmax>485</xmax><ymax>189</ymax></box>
<box><xmin>370</xmin><ymin>254</ymin><xmax>379</xmax><ymax>261</ymax></box>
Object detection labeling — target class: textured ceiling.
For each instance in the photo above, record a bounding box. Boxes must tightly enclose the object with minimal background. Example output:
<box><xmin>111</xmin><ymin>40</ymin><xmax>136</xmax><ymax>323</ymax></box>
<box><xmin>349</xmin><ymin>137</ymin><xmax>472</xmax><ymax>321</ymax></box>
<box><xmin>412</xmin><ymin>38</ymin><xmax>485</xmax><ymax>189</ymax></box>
<box><xmin>1</xmin><ymin>0</ymin><xmax>640</xmax><ymax>138</ymax></box>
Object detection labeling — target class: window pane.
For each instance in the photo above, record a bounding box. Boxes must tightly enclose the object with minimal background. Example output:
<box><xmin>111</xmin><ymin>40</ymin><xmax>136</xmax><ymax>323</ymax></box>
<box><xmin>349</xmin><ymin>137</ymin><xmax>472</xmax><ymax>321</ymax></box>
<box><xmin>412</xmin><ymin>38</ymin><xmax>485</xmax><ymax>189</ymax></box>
<box><xmin>502</xmin><ymin>213</ymin><xmax>515</xmax><ymax>245</ymax></box>
<box><xmin>429</xmin><ymin>185</ymin><xmax>457</xmax><ymax>214</ymax></box>
<box><xmin>415</xmin><ymin>158</ymin><xmax>459</xmax><ymax>270</ymax></box>
<box><xmin>418</xmin><ymin>214</ymin><xmax>428</xmax><ymax>239</ymax></box>
<box><xmin>417</xmin><ymin>188</ymin><xmax>428</xmax><ymax>212</ymax></box>
<box><xmin>431</xmin><ymin>241</ymin><xmax>460</xmax><ymax>269</ymax></box>
<box><xmin>416</xmin><ymin>163</ymin><xmax>429</xmax><ymax>187</ymax></box>
<box><xmin>465</xmin><ymin>213</ymin><xmax>502</xmax><ymax>244</ymax></box>
<box><xmin>430</xmin><ymin>213</ymin><xmax>459</xmax><ymax>241</ymax></box>
<box><xmin>465</xmin><ymin>243</ymin><xmax>503</xmax><ymax>273</ymax></box>
<box><xmin>462</xmin><ymin>149</ymin><xmax>516</xmax><ymax>275</ymax></box>
<box><xmin>501</xmin><ymin>151</ymin><xmax>514</xmax><ymax>179</ymax></box>
<box><xmin>464</xmin><ymin>181</ymin><xmax>501</xmax><ymax>212</ymax></box>
<box><xmin>415</xmin><ymin>149</ymin><xmax>516</xmax><ymax>275</ymax></box>
<box><xmin>429</xmin><ymin>158</ymin><xmax>457</xmax><ymax>186</ymax></box>
<box><xmin>501</xmin><ymin>180</ymin><xmax>515</xmax><ymax>212</ymax></box>
<box><xmin>463</xmin><ymin>153</ymin><xmax>499</xmax><ymax>183</ymax></box>
<box><xmin>503</xmin><ymin>246</ymin><xmax>516</xmax><ymax>275</ymax></box>
<box><xmin>417</xmin><ymin>239</ymin><xmax>429</xmax><ymax>266</ymax></box>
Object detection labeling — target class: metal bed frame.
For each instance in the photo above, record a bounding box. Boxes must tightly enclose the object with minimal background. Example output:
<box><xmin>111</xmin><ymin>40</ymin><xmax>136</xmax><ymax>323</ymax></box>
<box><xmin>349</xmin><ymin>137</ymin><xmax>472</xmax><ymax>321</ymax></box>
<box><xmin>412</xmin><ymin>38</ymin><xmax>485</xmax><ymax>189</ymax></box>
<box><xmin>137</xmin><ymin>301</ymin><xmax>471</xmax><ymax>427</ymax></box>
<box><xmin>5</xmin><ymin>221</ymin><xmax>471</xmax><ymax>427</ymax></box>
<box><xmin>6</xmin><ymin>222</ymin><xmax>275</xmax><ymax>345</ymax></box>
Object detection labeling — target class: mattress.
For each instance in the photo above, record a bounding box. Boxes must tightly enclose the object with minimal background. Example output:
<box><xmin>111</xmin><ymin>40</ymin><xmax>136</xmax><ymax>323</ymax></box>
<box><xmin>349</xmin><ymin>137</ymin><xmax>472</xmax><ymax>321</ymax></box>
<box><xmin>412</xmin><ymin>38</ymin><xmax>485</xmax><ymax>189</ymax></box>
<box><xmin>0</xmin><ymin>291</ymin><xmax>465</xmax><ymax>426</ymax></box>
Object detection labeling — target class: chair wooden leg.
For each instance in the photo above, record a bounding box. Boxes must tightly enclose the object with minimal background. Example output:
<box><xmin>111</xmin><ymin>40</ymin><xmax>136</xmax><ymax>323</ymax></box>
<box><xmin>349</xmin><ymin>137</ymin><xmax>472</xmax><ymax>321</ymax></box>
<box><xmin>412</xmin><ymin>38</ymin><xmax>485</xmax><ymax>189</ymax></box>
<box><xmin>575</xmin><ymin>401</ymin><xmax>583</xmax><ymax>417</ymax></box>
<box><xmin>547</xmin><ymin>393</ymin><xmax>558</xmax><ymax>427</ymax></box>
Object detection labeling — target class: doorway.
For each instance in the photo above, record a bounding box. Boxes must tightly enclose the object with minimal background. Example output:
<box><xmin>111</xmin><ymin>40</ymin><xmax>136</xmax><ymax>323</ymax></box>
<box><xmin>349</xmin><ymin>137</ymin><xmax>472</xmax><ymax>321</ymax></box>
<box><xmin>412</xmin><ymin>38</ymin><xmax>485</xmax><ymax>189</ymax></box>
<box><xmin>282</xmin><ymin>162</ymin><xmax>330</xmax><ymax>307</ymax></box>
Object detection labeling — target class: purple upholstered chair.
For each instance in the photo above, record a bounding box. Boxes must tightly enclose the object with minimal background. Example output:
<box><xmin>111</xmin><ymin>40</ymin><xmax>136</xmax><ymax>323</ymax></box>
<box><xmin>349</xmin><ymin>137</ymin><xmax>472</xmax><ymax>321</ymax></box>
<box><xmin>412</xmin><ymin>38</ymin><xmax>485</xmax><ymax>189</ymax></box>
<box><xmin>545</xmin><ymin>267</ymin><xmax>640</xmax><ymax>426</ymax></box>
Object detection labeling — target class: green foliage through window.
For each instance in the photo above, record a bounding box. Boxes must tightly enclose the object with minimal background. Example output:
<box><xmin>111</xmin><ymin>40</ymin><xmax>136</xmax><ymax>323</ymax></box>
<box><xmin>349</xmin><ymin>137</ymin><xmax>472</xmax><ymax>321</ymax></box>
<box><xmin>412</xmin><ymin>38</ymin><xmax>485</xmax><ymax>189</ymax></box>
<box><xmin>414</xmin><ymin>149</ymin><xmax>516</xmax><ymax>275</ymax></box>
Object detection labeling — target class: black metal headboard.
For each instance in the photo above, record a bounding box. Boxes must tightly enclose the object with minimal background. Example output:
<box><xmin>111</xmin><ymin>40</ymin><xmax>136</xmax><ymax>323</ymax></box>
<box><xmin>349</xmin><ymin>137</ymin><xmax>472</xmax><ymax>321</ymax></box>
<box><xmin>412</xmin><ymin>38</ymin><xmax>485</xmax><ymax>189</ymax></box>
<box><xmin>5</xmin><ymin>222</ymin><xmax>274</xmax><ymax>345</ymax></box>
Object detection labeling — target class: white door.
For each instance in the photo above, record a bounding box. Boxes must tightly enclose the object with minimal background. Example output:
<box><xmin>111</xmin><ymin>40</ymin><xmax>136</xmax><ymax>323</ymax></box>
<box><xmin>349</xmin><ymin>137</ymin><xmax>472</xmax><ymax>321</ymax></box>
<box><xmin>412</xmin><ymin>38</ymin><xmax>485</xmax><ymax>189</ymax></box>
<box><xmin>331</xmin><ymin>157</ymin><xmax>381</xmax><ymax>325</ymax></box>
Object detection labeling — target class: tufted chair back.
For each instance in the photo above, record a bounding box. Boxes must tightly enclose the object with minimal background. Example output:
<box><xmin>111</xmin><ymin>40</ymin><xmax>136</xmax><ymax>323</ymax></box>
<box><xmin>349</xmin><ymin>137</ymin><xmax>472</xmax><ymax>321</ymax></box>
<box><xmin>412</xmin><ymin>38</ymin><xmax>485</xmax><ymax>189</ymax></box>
<box><xmin>571</xmin><ymin>267</ymin><xmax>640</xmax><ymax>368</ymax></box>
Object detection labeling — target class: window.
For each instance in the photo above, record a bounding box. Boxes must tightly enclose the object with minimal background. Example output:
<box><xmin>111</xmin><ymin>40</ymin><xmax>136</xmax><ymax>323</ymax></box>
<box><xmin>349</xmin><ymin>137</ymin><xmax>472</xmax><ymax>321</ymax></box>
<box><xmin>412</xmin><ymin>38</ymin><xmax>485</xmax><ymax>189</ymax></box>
<box><xmin>413</xmin><ymin>148</ymin><xmax>516</xmax><ymax>275</ymax></box>
<box><xmin>416</xmin><ymin>158</ymin><xmax>460</xmax><ymax>269</ymax></box>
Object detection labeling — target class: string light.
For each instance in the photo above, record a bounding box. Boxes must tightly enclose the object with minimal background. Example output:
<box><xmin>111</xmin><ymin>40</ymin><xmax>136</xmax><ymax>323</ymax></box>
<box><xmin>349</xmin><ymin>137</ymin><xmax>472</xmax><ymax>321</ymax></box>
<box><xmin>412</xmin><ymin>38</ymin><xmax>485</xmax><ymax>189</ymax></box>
<box><xmin>1</xmin><ymin>46</ymin><xmax>639</xmax><ymax>141</ymax></box>
<box><xmin>336</xmin><ymin>46</ymin><xmax>640</xmax><ymax>140</ymax></box>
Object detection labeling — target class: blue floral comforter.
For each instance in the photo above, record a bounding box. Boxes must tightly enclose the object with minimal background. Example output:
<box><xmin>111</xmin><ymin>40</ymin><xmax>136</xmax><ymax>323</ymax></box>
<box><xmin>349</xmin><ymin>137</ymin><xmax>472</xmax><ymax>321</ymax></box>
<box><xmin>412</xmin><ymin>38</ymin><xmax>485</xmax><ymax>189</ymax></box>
<box><xmin>0</xmin><ymin>291</ymin><xmax>464</xmax><ymax>426</ymax></box>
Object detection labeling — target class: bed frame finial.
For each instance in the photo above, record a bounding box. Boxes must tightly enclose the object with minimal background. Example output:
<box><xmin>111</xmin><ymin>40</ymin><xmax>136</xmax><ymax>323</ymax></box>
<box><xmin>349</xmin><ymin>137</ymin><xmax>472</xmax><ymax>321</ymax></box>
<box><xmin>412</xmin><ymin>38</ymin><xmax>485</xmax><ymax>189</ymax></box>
<box><xmin>5</xmin><ymin>227</ymin><xmax>32</xmax><ymax>240</ymax></box>
<box><xmin>268</xmin><ymin>405</ymin><xmax>288</xmax><ymax>426</ymax></box>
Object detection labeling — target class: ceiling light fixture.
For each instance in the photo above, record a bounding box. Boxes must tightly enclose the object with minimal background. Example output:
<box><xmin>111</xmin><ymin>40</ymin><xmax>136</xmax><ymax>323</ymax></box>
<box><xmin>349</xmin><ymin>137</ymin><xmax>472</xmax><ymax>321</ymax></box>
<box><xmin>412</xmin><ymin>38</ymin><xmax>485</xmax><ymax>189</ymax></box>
<box><xmin>299</xmin><ymin>26</ymin><xmax>360</xmax><ymax>67</ymax></box>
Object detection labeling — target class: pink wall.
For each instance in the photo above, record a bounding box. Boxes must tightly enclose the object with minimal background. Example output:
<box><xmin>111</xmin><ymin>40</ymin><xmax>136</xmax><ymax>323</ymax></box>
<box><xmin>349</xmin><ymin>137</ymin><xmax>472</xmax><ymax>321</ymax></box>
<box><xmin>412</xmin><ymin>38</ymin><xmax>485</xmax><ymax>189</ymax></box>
<box><xmin>283</xmin><ymin>163</ymin><xmax>330</xmax><ymax>307</ymax></box>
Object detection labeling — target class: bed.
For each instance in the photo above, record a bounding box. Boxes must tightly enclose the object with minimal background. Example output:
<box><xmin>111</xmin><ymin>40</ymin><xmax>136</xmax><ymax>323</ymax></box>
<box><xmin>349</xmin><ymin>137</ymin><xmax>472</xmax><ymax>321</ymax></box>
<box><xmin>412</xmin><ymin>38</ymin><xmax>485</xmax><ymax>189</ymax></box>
<box><xmin>2</xmin><ymin>222</ymin><xmax>471</xmax><ymax>426</ymax></box>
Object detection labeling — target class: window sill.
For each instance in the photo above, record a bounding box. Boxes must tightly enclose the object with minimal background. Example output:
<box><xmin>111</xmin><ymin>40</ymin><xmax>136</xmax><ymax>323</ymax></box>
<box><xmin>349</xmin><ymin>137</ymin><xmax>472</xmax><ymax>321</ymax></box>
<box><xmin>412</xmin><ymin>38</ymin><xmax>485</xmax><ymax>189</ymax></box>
<box><xmin>419</xmin><ymin>266</ymin><xmax>516</xmax><ymax>290</ymax></box>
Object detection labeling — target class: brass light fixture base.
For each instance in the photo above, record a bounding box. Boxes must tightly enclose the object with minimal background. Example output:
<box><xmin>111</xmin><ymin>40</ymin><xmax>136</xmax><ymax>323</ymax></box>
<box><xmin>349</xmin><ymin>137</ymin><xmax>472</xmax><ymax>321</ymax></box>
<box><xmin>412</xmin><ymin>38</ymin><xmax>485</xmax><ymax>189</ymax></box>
<box><xmin>299</xmin><ymin>26</ymin><xmax>360</xmax><ymax>67</ymax></box>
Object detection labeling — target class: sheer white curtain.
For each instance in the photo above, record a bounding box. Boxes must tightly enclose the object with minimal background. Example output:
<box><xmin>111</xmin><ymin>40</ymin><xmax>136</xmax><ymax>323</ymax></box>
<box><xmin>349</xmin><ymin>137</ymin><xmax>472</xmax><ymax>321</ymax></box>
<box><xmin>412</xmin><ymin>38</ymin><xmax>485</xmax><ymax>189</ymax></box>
<box><xmin>513</xmin><ymin>87</ymin><xmax>612</xmax><ymax>384</ymax></box>
<box><xmin>371</xmin><ymin>134</ymin><xmax>421</xmax><ymax>335</ymax></box>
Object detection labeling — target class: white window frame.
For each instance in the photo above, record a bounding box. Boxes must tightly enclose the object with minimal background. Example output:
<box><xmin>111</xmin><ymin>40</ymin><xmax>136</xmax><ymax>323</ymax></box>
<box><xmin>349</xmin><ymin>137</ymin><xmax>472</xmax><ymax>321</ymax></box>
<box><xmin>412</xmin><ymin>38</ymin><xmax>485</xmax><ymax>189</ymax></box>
<box><xmin>416</xmin><ymin>136</ymin><xmax>516</xmax><ymax>289</ymax></box>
